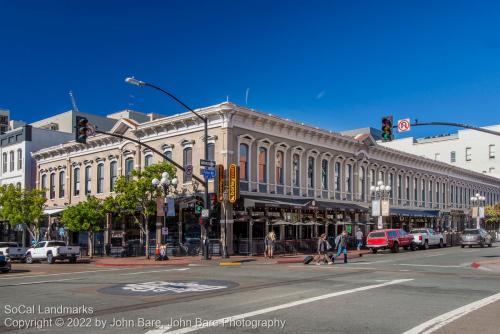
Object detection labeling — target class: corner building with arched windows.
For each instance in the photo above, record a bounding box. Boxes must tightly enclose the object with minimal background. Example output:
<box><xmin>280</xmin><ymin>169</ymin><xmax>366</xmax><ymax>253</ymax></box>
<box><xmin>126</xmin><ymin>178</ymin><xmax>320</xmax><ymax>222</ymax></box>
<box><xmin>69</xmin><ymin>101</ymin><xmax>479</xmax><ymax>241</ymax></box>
<box><xmin>34</xmin><ymin>102</ymin><xmax>500</xmax><ymax>256</ymax></box>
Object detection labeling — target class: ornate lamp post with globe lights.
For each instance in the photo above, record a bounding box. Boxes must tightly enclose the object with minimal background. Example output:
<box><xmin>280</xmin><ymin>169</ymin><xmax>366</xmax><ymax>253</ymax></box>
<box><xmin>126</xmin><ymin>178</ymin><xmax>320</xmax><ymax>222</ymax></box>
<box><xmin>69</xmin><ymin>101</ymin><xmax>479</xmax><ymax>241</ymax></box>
<box><xmin>370</xmin><ymin>181</ymin><xmax>392</xmax><ymax>229</ymax></box>
<box><xmin>470</xmin><ymin>193</ymin><xmax>486</xmax><ymax>229</ymax></box>
<box><xmin>152</xmin><ymin>172</ymin><xmax>179</xmax><ymax>257</ymax></box>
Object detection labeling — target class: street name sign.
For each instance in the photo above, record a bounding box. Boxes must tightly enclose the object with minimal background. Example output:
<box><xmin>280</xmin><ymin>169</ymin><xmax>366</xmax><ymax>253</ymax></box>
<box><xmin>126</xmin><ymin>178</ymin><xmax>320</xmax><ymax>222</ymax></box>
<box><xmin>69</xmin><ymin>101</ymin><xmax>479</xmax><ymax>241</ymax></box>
<box><xmin>200</xmin><ymin>159</ymin><xmax>216</xmax><ymax>167</ymax></box>
<box><xmin>371</xmin><ymin>200</ymin><xmax>380</xmax><ymax>217</ymax></box>
<box><xmin>201</xmin><ymin>168</ymin><xmax>216</xmax><ymax>179</ymax></box>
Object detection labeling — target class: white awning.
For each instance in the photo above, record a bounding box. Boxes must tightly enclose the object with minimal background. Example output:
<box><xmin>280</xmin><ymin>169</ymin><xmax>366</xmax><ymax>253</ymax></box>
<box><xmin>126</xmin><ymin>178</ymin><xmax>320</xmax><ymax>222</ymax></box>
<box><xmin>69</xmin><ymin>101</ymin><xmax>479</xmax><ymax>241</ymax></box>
<box><xmin>43</xmin><ymin>208</ymin><xmax>65</xmax><ymax>215</ymax></box>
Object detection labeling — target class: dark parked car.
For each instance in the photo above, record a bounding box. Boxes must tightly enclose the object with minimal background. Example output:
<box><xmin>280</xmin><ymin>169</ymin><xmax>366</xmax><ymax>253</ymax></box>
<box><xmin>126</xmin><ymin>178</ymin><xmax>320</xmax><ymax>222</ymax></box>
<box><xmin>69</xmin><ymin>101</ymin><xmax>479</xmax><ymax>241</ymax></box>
<box><xmin>0</xmin><ymin>255</ymin><xmax>11</xmax><ymax>273</ymax></box>
<box><xmin>460</xmin><ymin>229</ymin><xmax>493</xmax><ymax>248</ymax></box>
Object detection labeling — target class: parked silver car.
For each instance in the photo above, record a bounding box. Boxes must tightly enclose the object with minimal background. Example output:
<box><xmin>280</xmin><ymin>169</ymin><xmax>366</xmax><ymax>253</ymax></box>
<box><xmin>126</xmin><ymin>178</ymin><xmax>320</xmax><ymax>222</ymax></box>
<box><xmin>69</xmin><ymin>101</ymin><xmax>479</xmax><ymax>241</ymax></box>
<box><xmin>460</xmin><ymin>229</ymin><xmax>493</xmax><ymax>248</ymax></box>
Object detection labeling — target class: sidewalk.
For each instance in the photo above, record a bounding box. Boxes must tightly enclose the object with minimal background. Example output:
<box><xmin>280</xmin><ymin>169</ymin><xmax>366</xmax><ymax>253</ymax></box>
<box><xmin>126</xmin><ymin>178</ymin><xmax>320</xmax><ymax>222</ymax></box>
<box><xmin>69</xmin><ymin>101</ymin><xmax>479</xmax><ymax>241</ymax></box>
<box><xmin>90</xmin><ymin>250</ymin><xmax>369</xmax><ymax>267</ymax></box>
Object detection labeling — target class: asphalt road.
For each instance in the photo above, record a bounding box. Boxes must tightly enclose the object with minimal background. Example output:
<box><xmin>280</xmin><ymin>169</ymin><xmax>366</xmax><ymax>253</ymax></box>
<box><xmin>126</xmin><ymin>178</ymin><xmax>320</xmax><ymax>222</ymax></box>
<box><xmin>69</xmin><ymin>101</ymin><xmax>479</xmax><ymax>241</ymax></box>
<box><xmin>1</xmin><ymin>245</ymin><xmax>500</xmax><ymax>334</ymax></box>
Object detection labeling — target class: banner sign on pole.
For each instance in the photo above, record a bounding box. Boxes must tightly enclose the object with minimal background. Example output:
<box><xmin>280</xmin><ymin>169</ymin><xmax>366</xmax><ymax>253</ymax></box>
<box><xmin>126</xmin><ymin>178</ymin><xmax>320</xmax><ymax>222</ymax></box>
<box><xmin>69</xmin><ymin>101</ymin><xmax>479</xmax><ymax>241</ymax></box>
<box><xmin>157</xmin><ymin>197</ymin><xmax>165</xmax><ymax>217</ymax></box>
<box><xmin>167</xmin><ymin>197</ymin><xmax>176</xmax><ymax>217</ymax></box>
<box><xmin>479</xmin><ymin>207</ymin><xmax>485</xmax><ymax>219</ymax></box>
<box><xmin>228</xmin><ymin>163</ymin><xmax>239</xmax><ymax>204</ymax></box>
<box><xmin>471</xmin><ymin>207</ymin><xmax>478</xmax><ymax>218</ymax></box>
<box><xmin>381</xmin><ymin>200</ymin><xmax>390</xmax><ymax>217</ymax></box>
<box><xmin>371</xmin><ymin>200</ymin><xmax>381</xmax><ymax>217</ymax></box>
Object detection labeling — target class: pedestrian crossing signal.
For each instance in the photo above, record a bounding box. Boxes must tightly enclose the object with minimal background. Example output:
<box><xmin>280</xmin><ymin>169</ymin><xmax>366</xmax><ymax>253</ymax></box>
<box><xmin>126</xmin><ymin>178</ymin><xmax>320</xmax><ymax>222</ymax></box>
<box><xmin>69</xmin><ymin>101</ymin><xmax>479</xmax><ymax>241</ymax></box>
<box><xmin>381</xmin><ymin>116</ymin><xmax>393</xmax><ymax>141</ymax></box>
<box><xmin>75</xmin><ymin>116</ymin><xmax>89</xmax><ymax>144</ymax></box>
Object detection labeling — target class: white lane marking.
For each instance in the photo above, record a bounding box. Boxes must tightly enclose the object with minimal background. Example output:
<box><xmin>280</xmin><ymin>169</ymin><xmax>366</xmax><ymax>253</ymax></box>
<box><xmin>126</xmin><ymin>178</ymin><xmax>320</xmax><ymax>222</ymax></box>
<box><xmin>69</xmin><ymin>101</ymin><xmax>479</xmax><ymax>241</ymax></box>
<box><xmin>120</xmin><ymin>268</ymin><xmax>190</xmax><ymax>276</ymax></box>
<box><xmin>288</xmin><ymin>265</ymin><xmax>376</xmax><ymax>270</ymax></box>
<box><xmin>146</xmin><ymin>279</ymin><xmax>413</xmax><ymax>334</ymax></box>
<box><xmin>146</xmin><ymin>326</ymin><xmax>172</xmax><ymax>334</ymax></box>
<box><xmin>0</xmin><ymin>267</ymin><xmax>158</xmax><ymax>280</ymax></box>
<box><xmin>424</xmin><ymin>253</ymin><xmax>445</xmax><ymax>258</ymax></box>
<box><xmin>1</xmin><ymin>277</ymin><xmax>85</xmax><ymax>286</ymax></box>
<box><xmin>393</xmin><ymin>264</ymin><xmax>463</xmax><ymax>268</ymax></box>
<box><xmin>402</xmin><ymin>291</ymin><xmax>500</xmax><ymax>334</ymax></box>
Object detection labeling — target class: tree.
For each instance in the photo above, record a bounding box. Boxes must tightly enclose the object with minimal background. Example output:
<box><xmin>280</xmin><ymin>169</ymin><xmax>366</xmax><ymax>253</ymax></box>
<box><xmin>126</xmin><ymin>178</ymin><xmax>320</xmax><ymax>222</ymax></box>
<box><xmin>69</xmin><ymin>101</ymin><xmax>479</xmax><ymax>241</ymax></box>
<box><xmin>61</xmin><ymin>196</ymin><xmax>105</xmax><ymax>258</ymax></box>
<box><xmin>0</xmin><ymin>185</ymin><xmax>46</xmax><ymax>244</ymax></box>
<box><xmin>485</xmin><ymin>204</ymin><xmax>500</xmax><ymax>225</ymax></box>
<box><xmin>109</xmin><ymin>161</ymin><xmax>176</xmax><ymax>259</ymax></box>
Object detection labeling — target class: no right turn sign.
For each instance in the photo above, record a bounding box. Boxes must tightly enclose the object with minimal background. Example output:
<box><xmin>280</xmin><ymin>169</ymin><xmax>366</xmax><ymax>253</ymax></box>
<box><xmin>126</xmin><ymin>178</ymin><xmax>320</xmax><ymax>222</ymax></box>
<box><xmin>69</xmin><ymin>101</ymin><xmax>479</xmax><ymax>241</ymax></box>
<box><xmin>397</xmin><ymin>119</ymin><xmax>411</xmax><ymax>133</ymax></box>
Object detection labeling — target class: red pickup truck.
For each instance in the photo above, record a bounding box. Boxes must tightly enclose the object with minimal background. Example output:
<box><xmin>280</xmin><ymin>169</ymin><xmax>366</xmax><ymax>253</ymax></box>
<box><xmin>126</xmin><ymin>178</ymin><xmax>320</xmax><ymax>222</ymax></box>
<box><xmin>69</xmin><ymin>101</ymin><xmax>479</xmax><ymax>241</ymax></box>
<box><xmin>367</xmin><ymin>229</ymin><xmax>416</xmax><ymax>253</ymax></box>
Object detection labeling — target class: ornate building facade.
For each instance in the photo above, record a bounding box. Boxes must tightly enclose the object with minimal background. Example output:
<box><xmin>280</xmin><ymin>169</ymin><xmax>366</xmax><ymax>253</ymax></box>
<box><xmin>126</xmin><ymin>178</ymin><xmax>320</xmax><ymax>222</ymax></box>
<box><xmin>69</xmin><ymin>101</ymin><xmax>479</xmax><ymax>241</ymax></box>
<box><xmin>34</xmin><ymin>102</ymin><xmax>500</xmax><ymax>254</ymax></box>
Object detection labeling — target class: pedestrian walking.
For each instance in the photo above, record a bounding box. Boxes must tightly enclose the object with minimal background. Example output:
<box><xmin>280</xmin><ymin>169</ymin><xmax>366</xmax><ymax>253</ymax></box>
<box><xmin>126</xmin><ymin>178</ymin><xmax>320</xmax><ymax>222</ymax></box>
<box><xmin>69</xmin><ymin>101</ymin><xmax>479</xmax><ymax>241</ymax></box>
<box><xmin>265</xmin><ymin>231</ymin><xmax>276</xmax><ymax>259</ymax></box>
<box><xmin>315</xmin><ymin>234</ymin><xmax>333</xmax><ymax>265</ymax></box>
<box><xmin>333</xmin><ymin>230</ymin><xmax>349</xmax><ymax>263</ymax></box>
<box><xmin>356</xmin><ymin>228</ymin><xmax>364</xmax><ymax>251</ymax></box>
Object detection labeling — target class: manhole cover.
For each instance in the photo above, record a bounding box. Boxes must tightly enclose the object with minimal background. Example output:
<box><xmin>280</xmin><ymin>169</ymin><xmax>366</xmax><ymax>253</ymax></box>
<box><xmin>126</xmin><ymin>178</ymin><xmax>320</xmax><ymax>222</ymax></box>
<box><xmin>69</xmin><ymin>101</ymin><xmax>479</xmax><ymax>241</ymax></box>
<box><xmin>100</xmin><ymin>280</ymin><xmax>238</xmax><ymax>296</ymax></box>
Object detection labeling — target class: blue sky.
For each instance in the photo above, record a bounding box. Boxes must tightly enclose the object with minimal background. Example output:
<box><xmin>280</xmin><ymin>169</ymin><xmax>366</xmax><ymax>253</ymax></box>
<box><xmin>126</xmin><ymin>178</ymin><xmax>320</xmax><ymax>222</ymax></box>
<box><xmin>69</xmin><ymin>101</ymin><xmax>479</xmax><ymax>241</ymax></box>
<box><xmin>1</xmin><ymin>0</ymin><xmax>500</xmax><ymax>139</ymax></box>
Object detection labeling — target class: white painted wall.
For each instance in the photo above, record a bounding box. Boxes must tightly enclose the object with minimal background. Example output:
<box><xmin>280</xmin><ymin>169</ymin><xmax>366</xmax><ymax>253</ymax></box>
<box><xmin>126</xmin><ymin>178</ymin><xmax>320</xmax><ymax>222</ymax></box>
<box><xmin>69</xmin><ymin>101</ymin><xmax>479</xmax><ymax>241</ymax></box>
<box><xmin>381</xmin><ymin>125</ymin><xmax>500</xmax><ymax>179</ymax></box>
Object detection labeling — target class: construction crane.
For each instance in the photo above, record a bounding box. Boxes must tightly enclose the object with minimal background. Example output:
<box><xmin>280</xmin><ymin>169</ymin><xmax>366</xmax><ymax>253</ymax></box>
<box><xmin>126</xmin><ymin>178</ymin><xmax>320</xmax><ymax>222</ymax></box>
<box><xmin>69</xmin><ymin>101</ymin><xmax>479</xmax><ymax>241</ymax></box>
<box><xmin>69</xmin><ymin>90</ymin><xmax>80</xmax><ymax>112</ymax></box>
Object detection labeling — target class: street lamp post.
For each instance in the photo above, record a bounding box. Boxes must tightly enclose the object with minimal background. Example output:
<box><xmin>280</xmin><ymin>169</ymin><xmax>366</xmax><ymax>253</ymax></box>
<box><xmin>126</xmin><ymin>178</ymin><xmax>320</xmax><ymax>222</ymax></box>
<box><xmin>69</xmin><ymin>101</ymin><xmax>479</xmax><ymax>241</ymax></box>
<box><xmin>470</xmin><ymin>193</ymin><xmax>486</xmax><ymax>229</ymax></box>
<box><xmin>126</xmin><ymin>77</ymin><xmax>211</xmax><ymax>260</ymax></box>
<box><xmin>152</xmin><ymin>172</ymin><xmax>179</xmax><ymax>260</ymax></box>
<box><xmin>370</xmin><ymin>181</ymin><xmax>392</xmax><ymax>229</ymax></box>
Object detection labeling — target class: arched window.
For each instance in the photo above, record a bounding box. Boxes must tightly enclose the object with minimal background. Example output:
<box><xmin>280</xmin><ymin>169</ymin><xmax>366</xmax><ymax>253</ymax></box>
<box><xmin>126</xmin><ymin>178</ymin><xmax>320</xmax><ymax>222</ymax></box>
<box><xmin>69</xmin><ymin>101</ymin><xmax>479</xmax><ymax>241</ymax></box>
<box><xmin>429</xmin><ymin>180</ymin><xmax>433</xmax><ymax>205</ymax></box>
<box><xmin>183</xmin><ymin>148</ymin><xmax>192</xmax><ymax>182</ymax></box>
<box><xmin>97</xmin><ymin>163</ymin><xmax>104</xmax><ymax>193</ymax></box>
<box><xmin>414</xmin><ymin>178</ymin><xmax>418</xmax><ymax>205</ymax></box>
<box><xmin>2</xmin><ymin>153</ymin><xmax>6</xmax><ymax>173</ymax></box>
<box><xmin>73</xmin><ymin>168</ymin><xmax>80</xmax><ymax>196</ymax></box>
<box><xmin>370</xmin><ymin>169</ymin><xmax>376</xmax><ymax>186</ymax></box>
<box><xmin>307</xmin><ymin>157</ymin><xmax>314</xmax><ymax>188</ymax></box>
<box><xmin>85</xmin><ymin>166</ymin><xmax>92</xmax><ymax>195</ymax></box>
<box><xmin>406</xmin><ymin>176</ymin><xmax>410</xmax><ymax>200</ymax></box>
<box><xmin>207</xmin><ymin>143</ymin><xmax>215</xmax><ymax>162</ymax></box>
<box><xmin>9</xmin><ymin>151</ymin><xmax>14</xmax><ymax>172</ymax></box>
<box><xmin>378</xmin><ymin>170</ymin><xmax>385</xmax><ymax>183</ymax></box>
<box><xmin>421</xmin><ymin>179</ymin><xmax>426</xmax><ymax>204</ymax></box>
<box><xmin>144</xmin><ymin>154</ymin><xmax>153</xmax><ymax>167</ymax></box>
<box><xmin>345</xmin><ymin>164</ymin><xmax>353</xmax><ymax>199</ymax></box>
<box><xmin>258</xmin><ymin>147</ymin><xmax>267</xmax><ymax>193</ymax></box>
<box><xmin>397</xmin><ymin>174</ymin><xmax>402</xmax><ymax>201</ymax></box>
<box><xmin>359</xmin><ymin>166</ymin><xmax>366</xmax><ymax>201</ymax></box>
<box><xmin>49</xmin><ymin>173</ymin><xmax>55</xmax><ymax>199</ymax></box>
<box><xmin>321</xmin><ymin>160</ymin><xmax>328</xmax><ymax>190</ymax></box>
<box><xmin>292</xmin><ymin>153</ymin><xmax>300</xmax><ymax>195</ymax></box>
<box><xmin>17</xmin><ymin>149</ymin><xmax>22</xmax><ymax>170</ymax></box>
<box><xmin>125</xmin><ymin>158</ymin><xmax>134</xmax><ymax>180</ymax></box>
<box><xmin>59</xmin><ymin>171</ymin><xmax>65</xmax><ymax>198</ymax></box>
<box><xmin>389</xmin><ymin>173</ymin><xmax>394</xmax><ymax>200</ymax></box>
<box><xmin>276</xmin><ymin>151</ymin><xmax>284</xmax><ymax>185</ymax></box>
<box><xmin>442</xmin><ymin>183</ymin><xmax>446</xmax><ymax>205</ymax></box>
<box><xmin>41</xmin><ymin>174</ymin><xmax>47</xmax><ymax>198</ymax></box>
<box><xmin>239</xmin><ymin>144</ymin><xmax>249</xmax><ymax>181</ymax></box>
<box><xmin>163</xmin><ymin>150</ymin><xmax>172</xmax><ymax>161</ymax></box>
<box><xmin>334</xmin><ymin>162</ymin><xmax>341</xmax><ymax>199</ymax></box>
<box><xmin>110</xmin><ymin>161</ymin><xmax>117</xmax><ymax>190</ymax></box>
<box><xmin>292</xmin><ymin>154</ymin><xmax>300</xmax><ymax>187</ymax></box>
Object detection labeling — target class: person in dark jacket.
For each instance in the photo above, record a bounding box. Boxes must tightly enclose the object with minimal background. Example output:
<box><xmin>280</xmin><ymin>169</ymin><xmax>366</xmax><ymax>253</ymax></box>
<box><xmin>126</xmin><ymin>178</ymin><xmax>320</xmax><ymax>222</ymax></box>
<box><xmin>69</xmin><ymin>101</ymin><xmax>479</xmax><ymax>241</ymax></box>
<box><xmin>333</xmin><ymin>230</ymin><xmax>349</xmax><ymax>263</ymax></box>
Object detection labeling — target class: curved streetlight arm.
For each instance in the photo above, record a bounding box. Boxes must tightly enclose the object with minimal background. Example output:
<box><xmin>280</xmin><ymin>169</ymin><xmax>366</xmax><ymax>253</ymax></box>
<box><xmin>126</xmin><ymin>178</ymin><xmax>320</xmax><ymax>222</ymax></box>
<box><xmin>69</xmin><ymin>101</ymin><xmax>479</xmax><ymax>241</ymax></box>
<box><xmin>143</xmin><ymin>82</ymin><xmax>207</xmax><ymax>123</ymax></box>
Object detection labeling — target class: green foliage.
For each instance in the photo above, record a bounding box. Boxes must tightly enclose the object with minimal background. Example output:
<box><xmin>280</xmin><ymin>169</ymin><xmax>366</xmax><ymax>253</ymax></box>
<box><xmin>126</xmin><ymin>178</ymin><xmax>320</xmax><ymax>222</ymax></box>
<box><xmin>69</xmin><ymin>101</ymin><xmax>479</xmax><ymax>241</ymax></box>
<box><xmin>111</xmin><ymin>161</ymin><xmax>176</xmax><ymax>224</ymax></box>
<box><xmin>61</xmin><ymin>196</ymin><xmax>105</xmax><ymax>233</ymax></box>
<box><xmin>0</xmin><ymin>185</ymin><xmax>46</xmax><ymax>237</ymax></box>
<box><xmin>485</xmin><ymin>204</ymin><xmax>500</xmax><ymax>224</ymax></box>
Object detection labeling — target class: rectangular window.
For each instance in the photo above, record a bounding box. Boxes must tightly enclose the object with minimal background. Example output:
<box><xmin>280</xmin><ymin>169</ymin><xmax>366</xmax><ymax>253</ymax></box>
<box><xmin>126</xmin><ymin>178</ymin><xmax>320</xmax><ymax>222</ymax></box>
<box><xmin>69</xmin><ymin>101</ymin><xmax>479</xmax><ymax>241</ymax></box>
<box><xmin>489</xmin><ymin>144</ymin><xmax>496</xmax><ymax>159</ymax></box>
<box><xmin>59</xmin><ymin>172</ymin><xmax>65</xmax><ymax>198</ymax></box>
<box><xmin>49</xmin><ymin>173</ymin><xmax>55</xmax><ymax>199</ymax></box>
<box><xmin>207</xmin><ymin>143</ymin><xmax>215</xmax><ymax>162</ymax></box>
<box><xmin>465</xmin><ymin>147</ymin><xmax>472</xmax><ymax>161</ymax></box>
<box><xmin>9</xmin><ymin>151</ymin><xmax>14</xmax><ymax>172</ymax></box>
<box><xmin>2</xmin><ymin>153</ymin><xmax>6</xmax><ymax>173</ymax></box>
<box><xmin>110</xmin><ymin>161</ymin><xmax>117</xmax><ymax>190</ymax></box>
<box><xmin>183</xmin><ymin>148</ymin><xmax>192</xmax><ymax>182</ymax></box>
<box><xmin>450</xmin><ymin>151</ymin><xmax>456</xmax><ymax>163</ymax></box>
<box><xmin>17</xmin><ymin>150</ymin><xmax>22</xmax><ymax>170</ymax></box>
<box><xmin>85</xmin><ymin>166</ymin><xmax>91</xmax><ymax>195</ymax></box>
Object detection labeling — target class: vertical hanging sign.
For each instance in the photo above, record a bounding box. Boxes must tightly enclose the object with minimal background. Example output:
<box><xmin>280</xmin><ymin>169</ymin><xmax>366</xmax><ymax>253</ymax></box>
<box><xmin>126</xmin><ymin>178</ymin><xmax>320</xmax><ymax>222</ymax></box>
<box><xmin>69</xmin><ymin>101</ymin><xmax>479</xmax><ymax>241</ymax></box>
<box><xmin>216</xmin><ymin>164</ymin><xmax>225</xmax><ymax>203</ymax></box>
<box><xmin>228</xmin><ymin>163</ymin><xmax>239</xmax><ymax>204</ymax></box>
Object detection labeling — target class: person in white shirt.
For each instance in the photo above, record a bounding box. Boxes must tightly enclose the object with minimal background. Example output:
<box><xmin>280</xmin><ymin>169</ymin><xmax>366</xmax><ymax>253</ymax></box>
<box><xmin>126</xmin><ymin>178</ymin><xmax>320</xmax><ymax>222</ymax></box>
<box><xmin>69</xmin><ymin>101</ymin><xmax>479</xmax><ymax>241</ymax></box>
<box><xmin>356</xmin><ymin>228</ymin><xmax>364</xmax><ymax>251</ymax></box>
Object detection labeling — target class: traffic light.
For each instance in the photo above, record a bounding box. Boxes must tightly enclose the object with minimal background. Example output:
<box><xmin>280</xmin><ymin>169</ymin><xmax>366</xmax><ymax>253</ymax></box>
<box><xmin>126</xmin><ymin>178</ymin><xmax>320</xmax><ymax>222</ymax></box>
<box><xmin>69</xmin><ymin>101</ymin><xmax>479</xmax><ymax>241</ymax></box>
<box><xmin>381</xmin><ymin>116</ymin><xmax>393</xmax><ymax>141</ymax></box>
<box><xmin>75</xmin><ymin>116</ymin><xmax>89</xmax><ymax>144</ymax></box>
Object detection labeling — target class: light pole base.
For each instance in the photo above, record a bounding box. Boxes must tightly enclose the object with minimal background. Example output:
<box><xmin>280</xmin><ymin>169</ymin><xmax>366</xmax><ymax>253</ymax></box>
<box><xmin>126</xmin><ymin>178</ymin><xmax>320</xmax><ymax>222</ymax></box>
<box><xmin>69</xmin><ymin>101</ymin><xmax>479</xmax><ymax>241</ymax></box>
<box><xmin>222</xmin><ymin>246</ymin><xmax>230</xmax><ymax>259</ymax></box>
